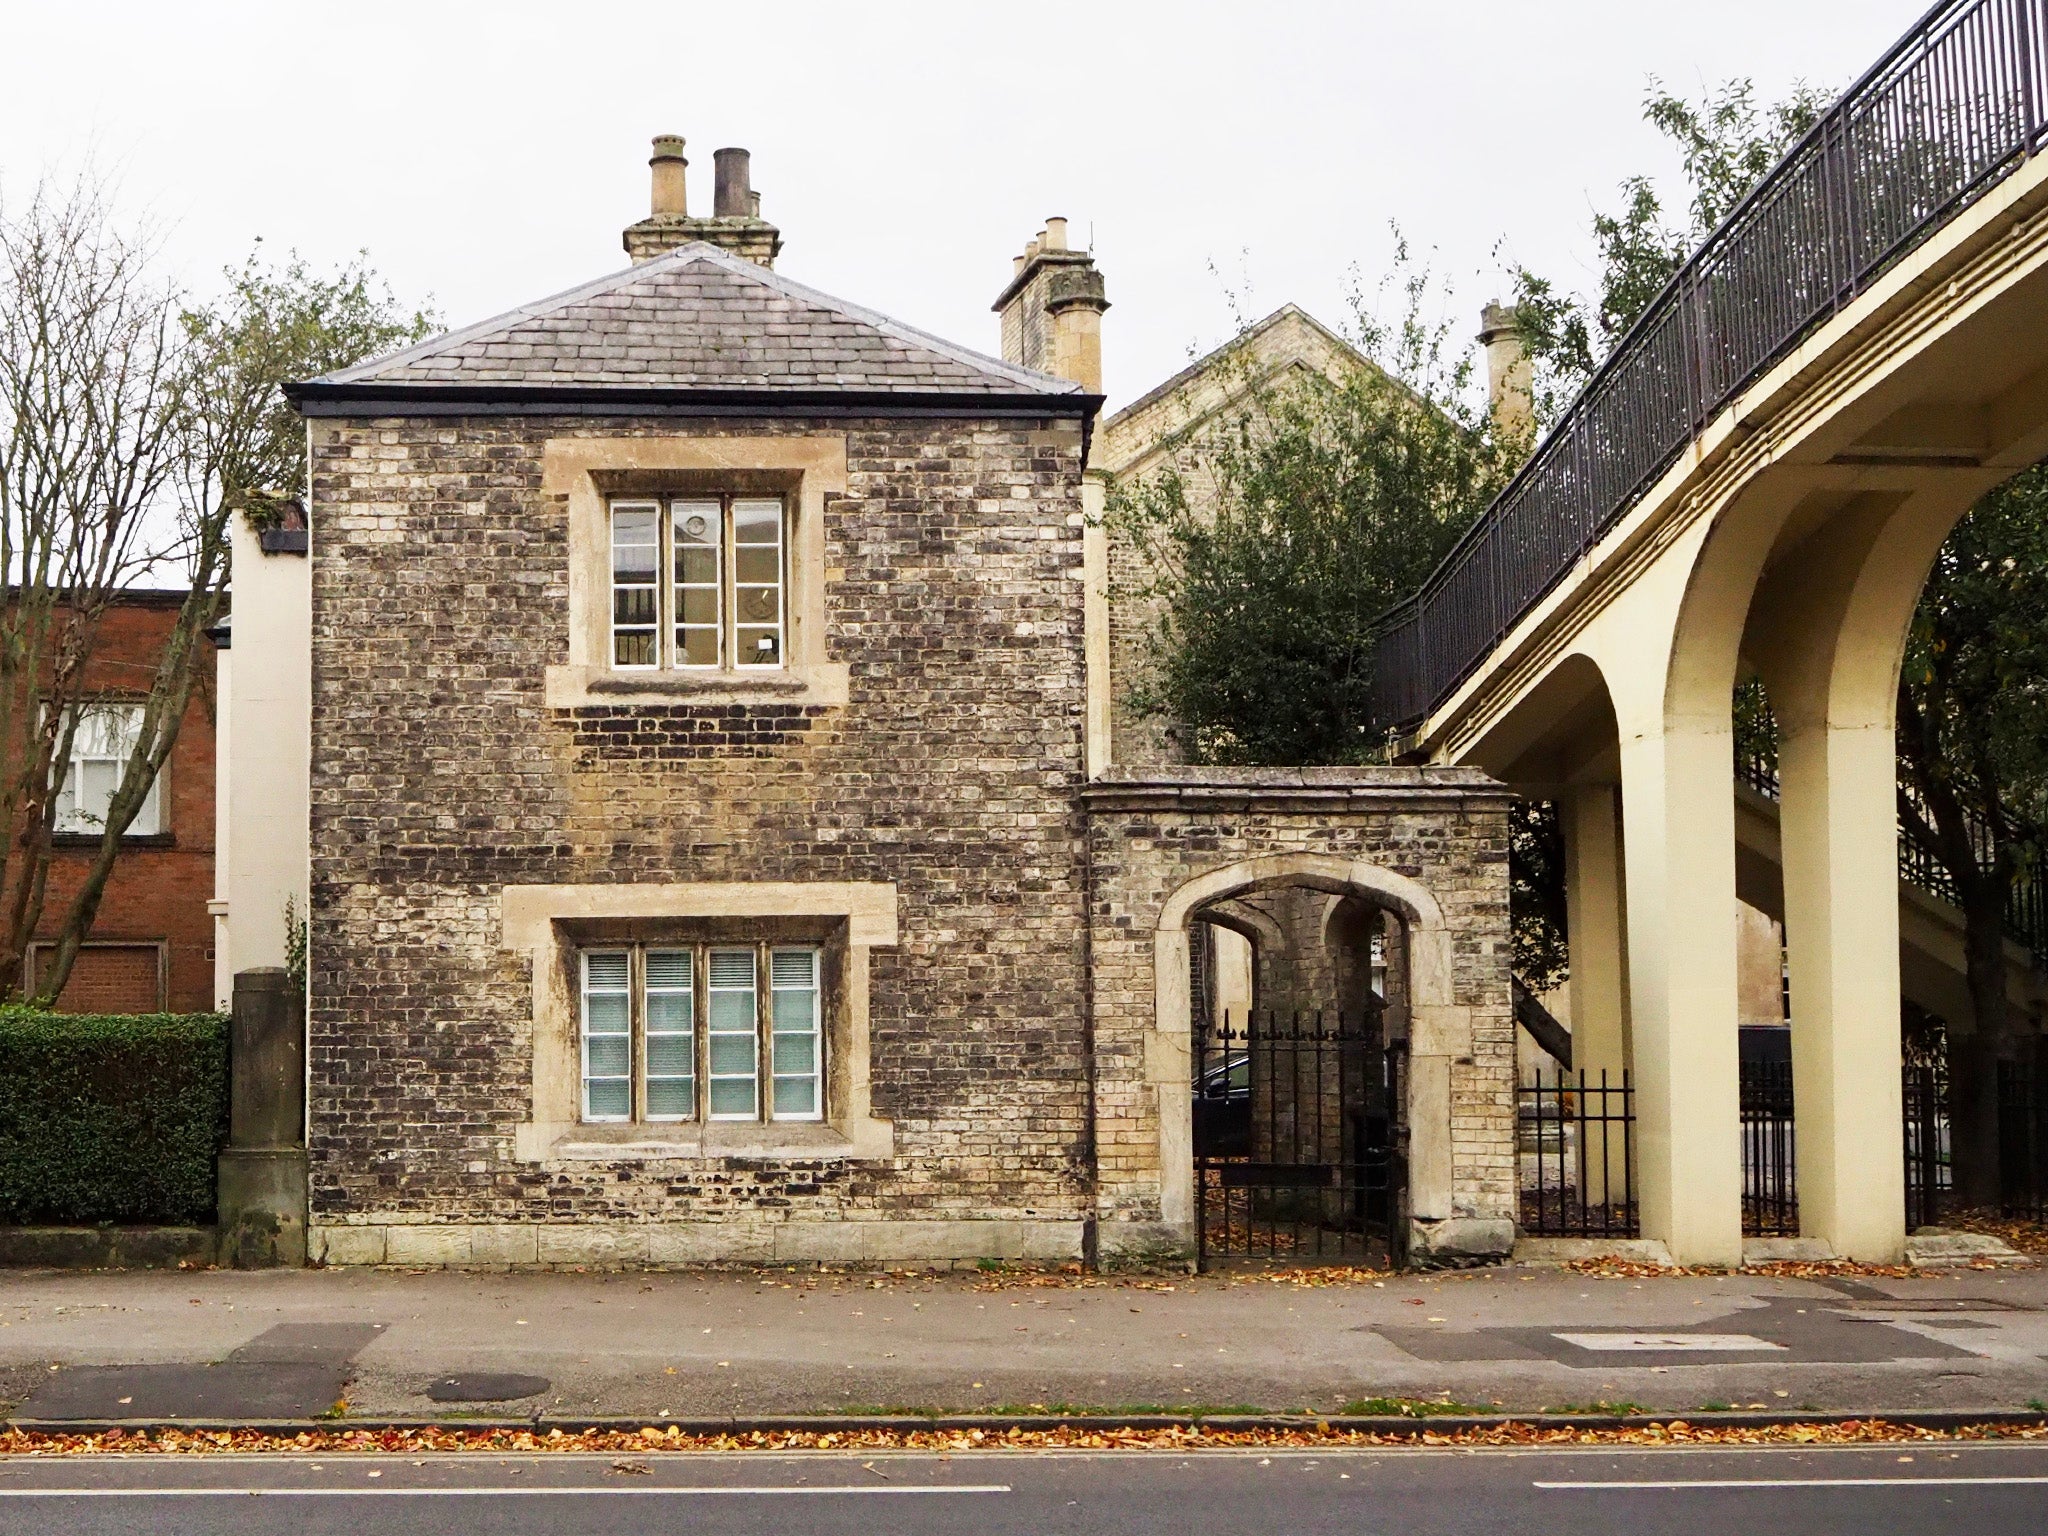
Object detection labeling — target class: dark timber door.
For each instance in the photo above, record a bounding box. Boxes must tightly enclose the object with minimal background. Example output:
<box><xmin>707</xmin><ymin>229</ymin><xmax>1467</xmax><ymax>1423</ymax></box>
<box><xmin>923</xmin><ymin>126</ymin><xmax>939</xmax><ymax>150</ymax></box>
<box><xmin>1192</xmin><ymin>1006</ymin><xmax>1404</xmax><ymax>1269</ymax></box>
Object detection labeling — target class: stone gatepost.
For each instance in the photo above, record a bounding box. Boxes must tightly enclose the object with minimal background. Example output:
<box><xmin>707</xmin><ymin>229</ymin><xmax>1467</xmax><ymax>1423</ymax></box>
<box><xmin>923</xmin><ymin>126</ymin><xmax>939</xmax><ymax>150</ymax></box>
<box><xmin>217</xmin><ymin>968</ymin><xmax>308</xmax><ymax>1267</ymax></box>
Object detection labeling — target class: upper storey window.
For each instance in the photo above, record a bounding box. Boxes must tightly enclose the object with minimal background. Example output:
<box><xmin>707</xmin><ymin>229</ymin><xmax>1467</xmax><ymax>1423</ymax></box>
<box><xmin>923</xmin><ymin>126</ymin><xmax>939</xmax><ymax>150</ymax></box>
<box><xmin>609</xmin><ymin>496</ymin><xmax>786</xmax><ymax>671</ymax></box>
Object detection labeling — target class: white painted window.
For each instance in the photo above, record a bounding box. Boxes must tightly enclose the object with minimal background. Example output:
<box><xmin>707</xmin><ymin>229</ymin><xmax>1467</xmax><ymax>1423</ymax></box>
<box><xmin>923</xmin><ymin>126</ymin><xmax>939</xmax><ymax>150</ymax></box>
<box><xmin>706</xmin><ymin>947</ymin><xmax>760</xmax><ymax>1120</ymax></box>
<box><xmin>54</xmin><ymin>703</ymin><xmax>162</xmax><ymax>837</ymax></box>
<box><xmin>580</xmin><ymin>950</ymin><xmax>633</xmax><ymax>1121</ymax></box>
<box><xmin>607</xmin><ymin>496</ymin><xmax>786</xmax><ymax>671</ymax></box>
<box><xmin>643</xmin><ymin>949</ymin><xmax>695</xmax><ymax>1120</ymax></box>
<box><xmin>769</xmin><ymin>947</ymin><xmax>822</xmax><ymax>1120</ymax></box>
<box><xmin>609</xmin><ymin>502</ymin><xmax>661</xmax><ymax>668</ymax></box>
<box><xmin>575</xmin><ymin>941</ymin><xmax>823</xmax><ymax>1126</ymax></box>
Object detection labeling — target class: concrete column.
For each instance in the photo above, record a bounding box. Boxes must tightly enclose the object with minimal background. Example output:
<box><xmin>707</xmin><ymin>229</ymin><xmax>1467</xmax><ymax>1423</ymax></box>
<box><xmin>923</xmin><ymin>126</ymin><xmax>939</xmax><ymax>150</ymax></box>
<box><xmin>217</xmin><ymin>967</ymin><xmax>308</xmax><ymax>1268</ymax></box>
<box><xmin>1777</xmin><ymin>717</ymin><xmax>1907</xmax><ymax>1260</ymax></box>
<box><xmin>1618</xmin><ymin>723</ymin><xmax>1745</xmax><ymax>1266</ymax></box>
<box><xmin>1563</xmin><ymin>783</ymin><xmax>1631</xmax><ymax>1203</ymax></box>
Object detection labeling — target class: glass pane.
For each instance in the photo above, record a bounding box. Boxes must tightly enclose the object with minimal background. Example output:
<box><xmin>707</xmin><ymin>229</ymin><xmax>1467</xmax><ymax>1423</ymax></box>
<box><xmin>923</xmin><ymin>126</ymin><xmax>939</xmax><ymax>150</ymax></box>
<box><xmin>676</xmin><ymin>544</ymin><xmax>719</xmax><ymax>584</ymax></box>
<box><xmin>678</xmin><ymin>586</ymin><xmax>719</xmax><ymax>625</ymax></box>
<box><xmin>709</xmin><ymin>1034</ymin><xmax>757</xmax><ymax>1076</ymax></box>
<box><xmin>677</xmin><ymin>627</ymin><xmax>719</xmax><ymax>667</ymax></box>
<box><xmin>586</xmin><ymin>1036</ymin><xmax>630</xmax><ymax>1077</ymax></box>
<box><xmin>772</xmin><ymin>1033</ymin><xmax>816</xmax><ymax>1076</ymax></box>
<box><xmin>646</xmin><ymin>950</ymin><xmax>691</xmax><ymax>988</ymax></box>
<box><xmin>709</xmin><ymin>1078</ymin><xmax>757</xmax><ymax>1116</ymax></box>
<box><xmin>586</xmin><ymin>1079</ymin><xmax>631</xmax><ymax>1119</ymax></box>
<box><xmin>770</xmin><ymin>950</ymin><xmax>816</xmax><ymax>988</ymax></box>
<box><xmin>708</xmin><ymin>992</ymin><xmax>756</xmax><ymax>1031</ymax></box>
<box><xmin>611</xmin><ymin>507</ymin><xmax>658</xmax><ymax>572</ymax></box>
<box><xmin>673</xmin><ymin>502</ymin><xmax>719</xmax><ymax>546</ymax></box>
<box><xmin>773</xmin><ymin>1077</ymin><xmax>818</xmax><ymax>1117</ymax></box>
<box><xmin>710</xmin><ymin>950</ymin><xmax>755</xmax><ymax>987</ymax></box>
<box><xmin>734</xmin><ymin>546</ymin><xmax>780</xmax><ymax>586</ymax></box>
<box><xmin>646</xmin><ymin>1078</ymin><xmax>693</xmax><ymax>1118</ymax></box>
<box><xmin>772</xmin><ymin>990</ymin><xmax>815</xmax><ymax>1032</ymax></box>
<box><xmin>585</xmin><ymin>997</ymin><xmax>630</xmax><ymax>1037</ymax></box>
<box><xmin>737</xmin><ymin>628</ymin><xmax>781</xmax><ymax>665</ymax></box>
<box><xmin>647</xmin><ymin>1036</ymin><xmax>693</xmax><ymax>1075</ymax></box>
<box><xmin>585</xmin><ymin>951</ymin><xmax>629</xmax><ymax>988</ymax></box>
<box><xmin>646</xmin><ymin>993</ymin><xmax>691</xmax><ymax>1033</ymax></box>
<box><xmin>613</xmin><ymin>586</ymin><xmax>656</xmax><ymax>625</ymax></box>
<box><xmin>613</xmin><ymin>630</ymin><xmax>656</xmax><ymax>668</ymax></box>
<box><xmin>733</xmin><ymin>500</ymin><xmax>782</xmax><ymax>543</ymax></box>
<box><xmin>736</xmin><ymin>586</ymin><xmax>779</xmax><ymax>623</ymax></box>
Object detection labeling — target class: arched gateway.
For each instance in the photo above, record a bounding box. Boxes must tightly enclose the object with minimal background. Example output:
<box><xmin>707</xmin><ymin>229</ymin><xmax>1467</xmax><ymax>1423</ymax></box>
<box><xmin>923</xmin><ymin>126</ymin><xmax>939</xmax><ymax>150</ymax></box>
<box><xmin>1082</xmin><ymin>766</ymin><xmax>1517</xmax><ymax>1268</ymax></box>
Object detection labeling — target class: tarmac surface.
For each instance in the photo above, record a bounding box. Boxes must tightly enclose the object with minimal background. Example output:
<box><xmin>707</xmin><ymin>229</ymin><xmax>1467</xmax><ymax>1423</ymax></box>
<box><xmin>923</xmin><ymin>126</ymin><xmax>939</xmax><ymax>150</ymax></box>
<box><xmin>2</xmin><ymin>1443</ymin><xmax>2046</xmax><ymax>1536</ymax></box>
<box><xmin>1</xmin><ymin>1262</ymin><xmax>2044</xmax><ymax>1422</ymax></box>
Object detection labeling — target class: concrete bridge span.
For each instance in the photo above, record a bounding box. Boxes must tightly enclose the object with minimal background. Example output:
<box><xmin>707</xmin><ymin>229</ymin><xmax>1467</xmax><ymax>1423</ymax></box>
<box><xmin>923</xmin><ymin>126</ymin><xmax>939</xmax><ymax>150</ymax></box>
<box><xmin>1383</xmin><ymin>1</ymin><xmax>2048</xmax><ymax>1264</ymax></box>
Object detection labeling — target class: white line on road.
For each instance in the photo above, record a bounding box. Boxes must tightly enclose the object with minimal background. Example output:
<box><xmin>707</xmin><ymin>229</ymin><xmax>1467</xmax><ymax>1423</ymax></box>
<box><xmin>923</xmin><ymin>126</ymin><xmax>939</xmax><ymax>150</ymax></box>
<box><xmin>1550</xmin><ymin>1333</ymin><xmax>1787</xmax><ymax>1352</ymax></box>
<box><xmin>1537</xmin><ymin>1477</ymin><xmax>2048</xmax><ymax>1490</ymax></box>
<box><xmin>0</xmin><ymin>1484</ymin><xmax>1012</xmax><ymax>1499</ymax></box>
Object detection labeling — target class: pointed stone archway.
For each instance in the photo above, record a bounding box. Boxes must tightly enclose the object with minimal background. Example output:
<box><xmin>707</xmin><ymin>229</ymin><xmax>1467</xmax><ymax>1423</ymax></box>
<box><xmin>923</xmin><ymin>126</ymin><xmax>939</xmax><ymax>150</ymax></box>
<box><xmin>1082</xmin><ymin>767</ymin><xmax>1516</xmax><ymax>1267</ymax></box>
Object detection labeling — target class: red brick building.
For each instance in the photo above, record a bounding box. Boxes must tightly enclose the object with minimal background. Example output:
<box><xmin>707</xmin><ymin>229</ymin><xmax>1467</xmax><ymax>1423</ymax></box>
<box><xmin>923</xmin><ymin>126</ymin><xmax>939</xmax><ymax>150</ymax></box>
<box><xmin>31</xmin><ymin>591</ymin><xmax>218</xmax><ymax>1013</ymax></box>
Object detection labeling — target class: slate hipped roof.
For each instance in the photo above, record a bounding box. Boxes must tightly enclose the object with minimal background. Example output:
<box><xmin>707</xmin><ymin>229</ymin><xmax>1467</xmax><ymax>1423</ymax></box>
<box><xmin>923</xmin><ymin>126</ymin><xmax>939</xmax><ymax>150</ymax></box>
<box><xmin>290</xmin><ymin>243</ymin><xmax>1087</xmax><ymax>409</ymax></box>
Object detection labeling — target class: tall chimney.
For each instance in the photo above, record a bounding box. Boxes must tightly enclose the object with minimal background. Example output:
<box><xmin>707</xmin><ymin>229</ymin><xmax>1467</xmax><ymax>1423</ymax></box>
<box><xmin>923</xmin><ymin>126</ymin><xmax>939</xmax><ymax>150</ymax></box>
<box><xmin>1478</xmin><ymin>302</ymin><xmax>1533</xmax><ymax>442</ymax></box>
<box><xmin>648</xmin><ymin>134</ymin><xmax>689</xmax><ymax>218</ymax></box>
<box><xmin>623</xmin><ymin>135</ymin><xmax>783</xmax><ymax>267</ymax></box>
<box><xmin>713</xmin><ymin>148</ymin><xmax>753</xmax><ymax>217</ymax></box>
<box><xmin>992</xmin><ymin>216</ymin><xmax>1108</xmax><ymax>394</ymax></box>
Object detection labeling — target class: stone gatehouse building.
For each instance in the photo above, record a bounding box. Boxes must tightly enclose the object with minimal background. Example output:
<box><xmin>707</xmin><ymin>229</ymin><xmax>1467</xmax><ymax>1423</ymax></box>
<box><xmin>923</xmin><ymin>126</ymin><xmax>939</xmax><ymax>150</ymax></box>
<box><xmin>218</xmin><ymin>137</ymin><xmax>1514</xmax><ymax>1269</ymax></box>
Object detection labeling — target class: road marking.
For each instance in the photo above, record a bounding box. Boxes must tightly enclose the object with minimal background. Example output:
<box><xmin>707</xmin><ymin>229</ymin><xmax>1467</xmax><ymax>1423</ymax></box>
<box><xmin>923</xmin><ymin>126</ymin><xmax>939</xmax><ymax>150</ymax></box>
<box><xmin>1551</xmin><ymin>1333</ymin><xmax>1786</xmax><ymax>1352</ymax></box>
<box><xmin>1537</xmin><ymin>1476</ymin><xmax>2048</xmax><ymax>1490</ymax></box>
<box><xmin>0</xmin><ymin>1484</ymin><xmax>1012</xmax><ymax>1499</ymax></box>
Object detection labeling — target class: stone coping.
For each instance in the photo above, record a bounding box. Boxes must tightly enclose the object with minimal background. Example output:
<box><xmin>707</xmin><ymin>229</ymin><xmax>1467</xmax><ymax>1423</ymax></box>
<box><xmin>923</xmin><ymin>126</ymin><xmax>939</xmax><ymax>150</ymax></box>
<box><xmin>1082</xmin><ymin>765</ymin><xmax>1511</xmax><ymax>810</ymax></box>
<box><xmin>0</xmin><ymin>1226</ymin><xmax>218</xmax><ymax>1269</ymax></box>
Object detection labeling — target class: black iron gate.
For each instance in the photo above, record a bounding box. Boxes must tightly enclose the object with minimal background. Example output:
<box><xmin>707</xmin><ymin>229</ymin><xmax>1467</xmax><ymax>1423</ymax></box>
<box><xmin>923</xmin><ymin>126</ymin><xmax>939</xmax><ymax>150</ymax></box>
<box><xmin>1192</xmin><ymin>1009</ymin><xmax>1404</xmax><ymax>1269</ymax></box>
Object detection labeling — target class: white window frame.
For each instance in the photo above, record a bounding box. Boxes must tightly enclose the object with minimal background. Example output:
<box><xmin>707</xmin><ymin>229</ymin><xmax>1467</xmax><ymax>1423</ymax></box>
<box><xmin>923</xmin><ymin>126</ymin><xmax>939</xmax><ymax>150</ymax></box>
<box><xmin>54</xmin><ymin>702</ymin><xmax>163</xmax><ymax>838</ymax></box>
<box><xmin>608</xmin><ymin>501</ymin><xmax>662</xmax><ymax>671</ymax></box>
<box><xmin>769</xmin><ymin>946</ymin><xmax>824</xmax><ymax>1122</ymax></box>
<box><xmin>579</xmin><ymin>949</ymin><xmax>634</xmax><ymax>1122</ymax></box>
<box><xmin>706</xmin><ymin>946</ymin><xmax>761</xmax><ymax>1121</ymax></box>
<box><xmin>573</xmin><ymin>940</ymin><xmax>824</xmax><ymax>1127</ymax></box>
<box><xmin>643</xmin><ymin>948</ymin><xmax>696</xmax><ymax>1122</ymax></box>
<box><xmin>604</xmin><ymin>496</ymin><xmax>787</xmax><ymax>674</ymax></box>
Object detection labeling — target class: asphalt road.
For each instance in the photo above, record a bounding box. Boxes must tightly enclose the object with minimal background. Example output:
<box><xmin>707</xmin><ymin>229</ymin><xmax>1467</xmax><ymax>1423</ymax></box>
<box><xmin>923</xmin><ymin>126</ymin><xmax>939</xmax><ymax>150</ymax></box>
<box><xmin>1</xmin><ymin>1443</ymin><xmax>2045</xmax><ymax>1535</ymax></box>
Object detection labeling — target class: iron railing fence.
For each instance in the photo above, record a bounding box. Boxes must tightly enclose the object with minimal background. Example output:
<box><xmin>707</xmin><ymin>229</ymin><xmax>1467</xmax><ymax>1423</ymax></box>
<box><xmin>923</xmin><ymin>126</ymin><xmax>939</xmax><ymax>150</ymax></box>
<box><xmin>1192</xmin><ymin>1010</ymin><xmax>1404</xmax><ymax>1269</ymax></box>
<box><xmin>1735</xmin><ymin>739</ymin><xmax>2048</xmax><ymax>966</ymax></box>
<box><xmin>1741</xmin><ymin>1059</ymin><xmax>1801</xmax><ymax>1236</ymax></box>
<box><xmin>1998</xmin><ymin>1058</ymin><xmax>2048</xmax><ymax>1220</ymax></box>
<box><xmin>1374</xmin><ymin>0</ymin><xmax>2048</xmax><ymax>730</ymax></box>
<box><xmin>1517</xmin><ymin>1070</ymin><xmax>1638</xmax><ymax>1238</ymax></box>
<box><xmin>1904</xmin><ymin>1057</ymin><xmax>1955</xmax><ymax>1230</ymax></box>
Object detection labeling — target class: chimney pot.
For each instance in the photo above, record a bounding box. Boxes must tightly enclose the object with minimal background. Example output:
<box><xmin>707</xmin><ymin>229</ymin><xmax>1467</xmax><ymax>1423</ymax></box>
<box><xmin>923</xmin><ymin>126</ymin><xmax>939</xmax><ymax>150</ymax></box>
<box><xmin>649</xmin><ymin>134</ymin><xmax>688</xmax><ymax>218</ymax></box>
<box><xmin>713</xmin><ymin>147</ymin><xmax>754</xmax><ymax>218</ymax></box>
<box><xmin>1043</xmin><ymin>217</ymin><xmax>1068</xmax><ymax>251</ymax></box>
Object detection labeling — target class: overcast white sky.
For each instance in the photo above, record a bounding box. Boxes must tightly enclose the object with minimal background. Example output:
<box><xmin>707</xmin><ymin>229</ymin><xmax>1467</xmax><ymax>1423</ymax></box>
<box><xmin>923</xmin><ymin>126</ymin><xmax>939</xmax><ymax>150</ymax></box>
<box><xmin>3</xmin><ymin>0</ymin><xmax>1920</xmax><ymax>406</ymax></box>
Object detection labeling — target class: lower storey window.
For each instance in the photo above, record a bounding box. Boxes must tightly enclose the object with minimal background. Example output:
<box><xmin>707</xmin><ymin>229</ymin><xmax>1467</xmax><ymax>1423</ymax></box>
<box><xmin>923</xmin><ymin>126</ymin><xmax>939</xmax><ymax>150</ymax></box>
<box><xmin>580</xmin><ymin>943</ymin><xmax>821</xmax><ymax>1124</ymax></box>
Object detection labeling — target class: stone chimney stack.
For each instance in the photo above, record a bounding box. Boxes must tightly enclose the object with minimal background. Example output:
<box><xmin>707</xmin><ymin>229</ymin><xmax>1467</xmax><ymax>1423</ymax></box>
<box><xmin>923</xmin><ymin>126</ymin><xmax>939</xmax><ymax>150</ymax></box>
<box><xmin>992</xmin><ymin>217</ymin><xmax>1109</xmax><ymax>393</ymax></box>
<box><xmin>1478</xmin><ymin>301</ymin><xmax>1533</xmax><ymax>441</ymax></box>
<box><xmin>623</xmin><ymin>135</ymin><xmax>784</xmax><ymax>268</ymax></box>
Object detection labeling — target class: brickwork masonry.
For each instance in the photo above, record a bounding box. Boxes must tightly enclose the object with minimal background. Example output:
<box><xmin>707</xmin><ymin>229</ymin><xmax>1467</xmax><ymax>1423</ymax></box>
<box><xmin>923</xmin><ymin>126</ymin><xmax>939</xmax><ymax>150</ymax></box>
<box><xmin>307</xmin><ymin>414</ymin><xmax>1093</xmax><ymax>1252</ymax></box>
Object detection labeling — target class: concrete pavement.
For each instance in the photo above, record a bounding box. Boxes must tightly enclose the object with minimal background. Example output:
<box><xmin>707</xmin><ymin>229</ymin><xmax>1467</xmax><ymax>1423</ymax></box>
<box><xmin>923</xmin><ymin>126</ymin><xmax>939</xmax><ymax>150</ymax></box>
<box><xmin>1</xmin><ymin>1263</ymin><xmax>2045</xmax><ymax>1423</ymax></box>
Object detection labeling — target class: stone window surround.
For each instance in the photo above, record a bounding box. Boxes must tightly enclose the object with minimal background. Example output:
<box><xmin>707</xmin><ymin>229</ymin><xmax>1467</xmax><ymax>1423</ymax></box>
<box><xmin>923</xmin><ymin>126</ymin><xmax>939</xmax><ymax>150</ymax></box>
<box><xmin>543</xmin><ymin>435</ymin><xmax>851</xmax><ymax>709</ymax></box>
<box><xmin>505</xmin><ymin>881</ymin><xmax>896</xmax><ymax>1163</ymax></box>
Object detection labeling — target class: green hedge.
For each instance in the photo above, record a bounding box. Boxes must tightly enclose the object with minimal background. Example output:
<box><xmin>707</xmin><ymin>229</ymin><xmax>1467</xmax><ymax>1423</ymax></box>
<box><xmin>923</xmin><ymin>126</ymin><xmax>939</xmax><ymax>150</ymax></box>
<box><xmin>0</xmin><ymin>1009</ymin><xmax>229</xmax><ymax>1226</ymax></box>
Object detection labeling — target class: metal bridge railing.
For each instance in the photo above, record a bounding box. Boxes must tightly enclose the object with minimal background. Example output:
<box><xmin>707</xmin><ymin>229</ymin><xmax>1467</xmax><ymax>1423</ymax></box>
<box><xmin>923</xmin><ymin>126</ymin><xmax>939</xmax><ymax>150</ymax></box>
<box><xmin>1374</xmin><ymin>0</ymin><xmax>2048</xmax><ymax>729</ymax></box>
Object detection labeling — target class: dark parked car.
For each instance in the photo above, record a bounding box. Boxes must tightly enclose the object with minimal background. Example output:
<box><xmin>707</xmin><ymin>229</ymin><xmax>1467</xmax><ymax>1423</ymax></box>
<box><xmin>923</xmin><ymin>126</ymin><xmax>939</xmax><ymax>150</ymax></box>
<box><xmin>1194</xmin><ymin>1053</ymin><xmax>1251</xmax><ymax>1158</ymax></box>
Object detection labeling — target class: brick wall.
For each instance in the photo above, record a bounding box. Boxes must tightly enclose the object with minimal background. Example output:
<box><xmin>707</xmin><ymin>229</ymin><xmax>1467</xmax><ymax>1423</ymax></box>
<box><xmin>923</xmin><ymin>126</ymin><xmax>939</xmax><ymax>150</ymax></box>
<box><xmin>35</xmin><ymin>597</ymin><xmax>217</xmax><ymax>1013</ymax></box>
<box><xmin>306</xmin><ymin>413</ymin><xmax>1093</xmax><ymax>1233</ymax></box>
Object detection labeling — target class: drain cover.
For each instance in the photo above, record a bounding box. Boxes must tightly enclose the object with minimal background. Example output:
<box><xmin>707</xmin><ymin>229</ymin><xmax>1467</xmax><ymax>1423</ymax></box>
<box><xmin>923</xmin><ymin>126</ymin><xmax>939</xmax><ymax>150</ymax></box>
<box><xmin>424</xmin><ymin>1373</ymin><xmax>550</xmax><ymax>1403</ymax></box>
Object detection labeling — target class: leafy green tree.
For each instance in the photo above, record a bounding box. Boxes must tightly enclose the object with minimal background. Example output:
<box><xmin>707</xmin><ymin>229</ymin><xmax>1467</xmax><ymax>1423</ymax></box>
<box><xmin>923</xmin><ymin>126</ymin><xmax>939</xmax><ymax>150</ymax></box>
<box><xmin>1106</xmin><ymin>251</ymin><xmax>1517</xmax><ymax>766</ymax></box>
<box><xmin>0</xmin><ymin>177</ymin><xmax>432</xmax><ymax>1003</ymax></box>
